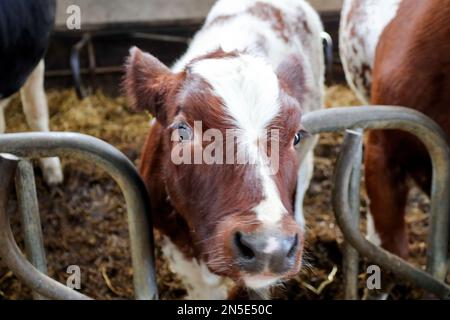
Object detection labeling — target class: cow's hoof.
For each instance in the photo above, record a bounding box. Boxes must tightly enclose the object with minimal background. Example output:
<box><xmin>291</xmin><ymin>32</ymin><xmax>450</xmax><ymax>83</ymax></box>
<box><xmin>41</xmin><ymin>157</ymin><xmax>63</xmax><ymax>186</ymax></box>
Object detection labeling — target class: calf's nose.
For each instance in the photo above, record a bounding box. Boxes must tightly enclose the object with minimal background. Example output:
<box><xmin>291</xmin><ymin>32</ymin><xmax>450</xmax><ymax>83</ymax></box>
<box><xmin>232</xmin><ymin>231</ymin><xmax>299</xmax><ymax>274</ymax></box>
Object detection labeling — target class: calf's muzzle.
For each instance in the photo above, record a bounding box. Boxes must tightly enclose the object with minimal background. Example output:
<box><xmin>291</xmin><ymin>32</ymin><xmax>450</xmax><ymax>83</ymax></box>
<box><xmin>232</xmin><ymin>230</ymin><xmax>300</xmax><ymax>274</ymax></box>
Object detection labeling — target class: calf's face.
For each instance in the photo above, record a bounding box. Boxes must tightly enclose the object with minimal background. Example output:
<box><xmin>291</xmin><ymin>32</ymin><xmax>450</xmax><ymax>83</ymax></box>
<box><xmin>124</xmin><ymin>47</ymin><xmax>309</xmax><ymax>289</ymax></box>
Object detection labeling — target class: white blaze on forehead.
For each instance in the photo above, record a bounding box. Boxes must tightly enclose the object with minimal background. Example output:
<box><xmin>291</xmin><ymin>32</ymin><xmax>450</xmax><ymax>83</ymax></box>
<box><xmin>191</xmin><ymin>54</ymin><xmax>280</xmax><ymax>142</ymax></box>
<box><xmin>192</xmin><ymin>54</ymin><xmax>287</xmax><ymax>225</ymax></box>
<box><xmin>253</xmin><ymin>164</ymin><xmax>287</xmax><ymax>224</ymax></box>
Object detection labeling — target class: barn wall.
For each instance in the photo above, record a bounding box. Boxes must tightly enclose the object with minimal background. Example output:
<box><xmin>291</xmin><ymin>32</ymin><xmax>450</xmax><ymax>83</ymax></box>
<box><xmin>55</xmin><ymin>0</ymin><xmax>343</xmax><ymax>29</ymax></box>
<box><xmin>55</xmin><ymin>0</ymin><xmax>216</xmax><ymax>29</ymax></box>
<box><xmin>47</xmin><ymin>0</ymin><xmax>344</xmax><ymax>94</ymax></box>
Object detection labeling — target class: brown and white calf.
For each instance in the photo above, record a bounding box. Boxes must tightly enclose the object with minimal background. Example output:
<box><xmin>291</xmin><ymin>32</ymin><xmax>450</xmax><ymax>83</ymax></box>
<box><xmin>125</xmin><ymin>0</ymin><xmax>324</xmax><ymax>299</ymax></box>
<box><xmin>340</xmin><ymin>0</ymin><xmax>450</xmax><ymax>258</ymax></box>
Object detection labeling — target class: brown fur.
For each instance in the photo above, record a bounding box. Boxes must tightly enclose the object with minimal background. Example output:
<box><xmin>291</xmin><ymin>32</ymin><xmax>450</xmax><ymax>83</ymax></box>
<box><xmin>124</xmin><ymin>47</ymin><xmax>307</xmax><ymax>284</ymax></box>
<box><xmin>206</xmin><ymin>2</ymin><xmax>311</xmax><ymax>45</ymax></box>
<box><xmin>366</xmin><ymin>0</ymin><xmax>450</xmax><ymax>257</ymax></box>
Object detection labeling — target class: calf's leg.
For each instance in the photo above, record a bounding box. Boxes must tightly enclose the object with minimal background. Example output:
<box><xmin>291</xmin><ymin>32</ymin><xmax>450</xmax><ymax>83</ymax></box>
<box><xmin>20</xmin><ymin>60</ymin><xmax>63</xmax><ymax>185</ymax></box>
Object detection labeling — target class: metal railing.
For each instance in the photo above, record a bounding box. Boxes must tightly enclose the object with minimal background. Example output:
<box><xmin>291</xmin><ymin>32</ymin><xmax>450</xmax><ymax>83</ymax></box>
<box><xmin>302</xmin><ymin>106</ymin><xmax>450</xmax><ymax>299</ymax></box>
<box><xmin>0</xmin><ymin>132</ymin><xmax>158</xmax><ymax>300</ymax></box>
<box><xmin>0</xmin><ymin>106</ymin><xmax>448</xmax><ymax>299</ymax></box>
<box><xmin>69</xmin><ymin>32</ymin><xmax>191</xmax><ymax>99</ymax></box>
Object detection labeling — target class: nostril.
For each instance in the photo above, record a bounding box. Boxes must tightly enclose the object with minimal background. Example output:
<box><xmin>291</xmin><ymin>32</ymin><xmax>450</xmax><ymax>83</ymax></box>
<box><xmin>234</xmin><ymin>232</ymin><xmax>255</xmax><ymax>260</ymax></box>
<box><xmin>286</xmin><ymin>234</ymin><xmax>299</xmax><ymax>258</ymax></box>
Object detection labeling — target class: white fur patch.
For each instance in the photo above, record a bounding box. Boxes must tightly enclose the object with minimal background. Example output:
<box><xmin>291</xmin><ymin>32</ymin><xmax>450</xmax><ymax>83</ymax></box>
<box><xmin>205</xmin><ymin>0</ymin><xmax>316</xmax><ymax>21</ymax></box>
<box><xmin>353</xmin><ymin>0</ymin><xmax>402</xmax><ymax>65</ymax></box>
<box><xmin>340</xmin><ymin>0</ymin><xmax>402</xmax><ymax>103</ymax></box>
<box><xmin>192</xmin><ymin>55</ymin><xmax>287</xmax><ymax>226</ymax></box>
<box><xmin>243</xmin><ymin>274</ymin><xmax>280</xmax><ymax>289</ymax></box>
<box><xmin>252</xmin><ymin>166</ymin><xmax>287</xmax><ymax>225</ymax></box>
<box><xmin>0</xmin><ymin>97</ymin><xmax>11</xmax><ymax>134</ymax></box>
<box><xmin>366</xmin><ymin>212</ymin><xmax>382</xmax><ymax>246</ymax></box>
<box><xmin>149</xmin><ymin>117</ymin><xmax>157</xmax><ymax>127</ymax></box>
<box><xmin>172</xmin><ymin>0</ymin><xmax>324</xmax><ymax>80</ymax></box>
<box><xmin>0</xmin><ymin>153</ymin><xmax>19</xmax><ymax>161</ymax></box>
<box><xmin>191</xmin><ymin>54</ymin><xmax>281</xmax><ymax>150</ymax></box>
<box><xmin>161</xmin><ymin>236</ymin><xmax>231</xmax><ymax>300</ymax></box>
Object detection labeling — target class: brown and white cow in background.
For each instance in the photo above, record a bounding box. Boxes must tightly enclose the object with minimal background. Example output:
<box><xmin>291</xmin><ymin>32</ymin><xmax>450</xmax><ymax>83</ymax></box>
<box><xmin>125</xmin><ymin>0</ymin><xmax>324</xmax><ymax>299</ymax></box>
<box><xmin>340</xmin><ymin>0</ymin><xmax>450</xmax><ymax>258</ymax></box>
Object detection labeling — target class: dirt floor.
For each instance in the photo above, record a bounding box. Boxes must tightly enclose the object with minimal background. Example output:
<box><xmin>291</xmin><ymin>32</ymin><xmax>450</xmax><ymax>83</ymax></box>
<box><xmin>0</xmin><ymin>85</ymin><xmax>439</xmax><ymax>300</ymax></box>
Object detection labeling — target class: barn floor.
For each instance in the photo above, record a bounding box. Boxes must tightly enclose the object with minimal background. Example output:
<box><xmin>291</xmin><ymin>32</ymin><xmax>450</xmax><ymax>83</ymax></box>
<box><xmin>0</xmin><ymin>85</ymin><xmax>438</xmax><ymax>300</ymax></box>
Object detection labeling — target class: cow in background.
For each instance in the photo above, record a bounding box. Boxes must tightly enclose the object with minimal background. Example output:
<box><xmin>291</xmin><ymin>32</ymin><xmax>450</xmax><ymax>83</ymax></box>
<box><xmin>340</xmin><ymin>0</ymin><xmax>450</xmax><ymax>258</ymax></box>
<box><xmin>0</xmin><ymin>0</ymin><xmax>63</xmax><ymax>185</ymax></box>
<box><xmin>125</xmin><ymin>0</ymin><xmax>325</xmax><ymax>299</ymax></box>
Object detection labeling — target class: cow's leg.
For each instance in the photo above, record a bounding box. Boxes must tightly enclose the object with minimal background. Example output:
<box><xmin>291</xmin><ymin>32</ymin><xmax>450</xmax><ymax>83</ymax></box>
<box><xmin>364</xmin><ymin>131</ymin><xmax>409</xmax><ymax>258</ymax></box>
<box><xmin>0</xmin><ymin>97</ymin><xmax>12</xmax><ymax>133</ymax></box>
<box><xmin>20</xmin><ymin>60</ymin><xmax>63</xmax><ymax>185</ymax></box>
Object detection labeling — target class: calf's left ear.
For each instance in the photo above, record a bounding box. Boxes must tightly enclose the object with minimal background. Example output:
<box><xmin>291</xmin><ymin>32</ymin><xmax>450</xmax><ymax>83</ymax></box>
<box><xmin>276</xmin><ymin>54</ymin><xmax>309</xmax><ymax>104</ymax></box>
<box><xmin>123</xmin><ymin>47</ymin><xmax>173</xmax><ymax>124</ymax></box>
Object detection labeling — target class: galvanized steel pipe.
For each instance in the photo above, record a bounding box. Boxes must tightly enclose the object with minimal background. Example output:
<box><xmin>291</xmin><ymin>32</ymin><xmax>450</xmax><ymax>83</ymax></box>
<box><xmin>332</xmin><ymin>130</ymin><xmax>450</xmax><ymax>298</ymax></box>
<box><xmin>0</xmin><ymin>155</ymin><xmax>91</xmax><ymax>300</ymax></box>
<box><xmin>15</xmin><ymin>159</ymin><xmax>49</xmax><ymax>300</ymax></box>
<box><xmin>302</xmin><ymin>106</ymin><xmax>450</xmax><ymax>283</ymax></box>
<box><xmin>342</xmin><ymin>129</ymin><xmax>362</xmax><ymax>300</ymax></box>
<box><xmin>0</xmin><ymin>132</ymin><xmax>158</xmax><ymax>300</ymax></box>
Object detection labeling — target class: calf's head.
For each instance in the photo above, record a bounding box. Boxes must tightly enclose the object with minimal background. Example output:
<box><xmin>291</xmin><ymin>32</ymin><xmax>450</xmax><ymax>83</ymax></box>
<box><xmin>124</xmin><ymin>47</ymin><xmax>310</xmax><ymax>289</ymax></box>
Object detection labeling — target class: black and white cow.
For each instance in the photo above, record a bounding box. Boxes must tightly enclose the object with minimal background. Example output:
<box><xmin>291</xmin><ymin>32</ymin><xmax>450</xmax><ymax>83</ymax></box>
<box><xmin>0</xmin><ymin>0</ymin><xmax>62</xmax><ymax>185</ymax></box>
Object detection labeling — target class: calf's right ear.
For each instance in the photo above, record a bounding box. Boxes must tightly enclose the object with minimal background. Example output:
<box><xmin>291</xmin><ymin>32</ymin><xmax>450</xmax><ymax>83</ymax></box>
<box><xmin>123</xmin><ymin>47</ymin><xmax>173</xmax><ymax>124</ymax></box>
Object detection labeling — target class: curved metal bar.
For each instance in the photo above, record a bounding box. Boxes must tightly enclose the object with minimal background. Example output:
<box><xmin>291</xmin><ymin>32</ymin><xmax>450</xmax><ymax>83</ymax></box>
<box><xmin>131</xmin><ymin>32</ymin><xmax>191</xmax><ymax>44</ymax></box>
<box><xmin>68</xmin><ymin>31</ymin><xmax>190</xmax><ymax>100</ymax></box>
<box><xmin>302</xmin><ymin>106</ymin><xmax>450</xmax><ymax>283</ymax></box>
<box><xmin>0</xmin><ymin>132</ymin><xmax>158</xmax><ymax>300</ymax></box>
<box><xmin>342</xmin><ymin>129</ymin><xmax>362</xmax><ymax>299</ymax></box>
<box><xmin>70</xmin><ymin>33</ymin><xmax>90</xmax><ymax>99</ymax></box>
<box><xmin>320</xmin><ymin>31</ymin><xmax>333</xmax><ymax>83</ymax></box>
<box><xmin>332</xmin><ymin>130</ymin><xmax>450</xmax><ymax>298</ymax></box>
<box><xmin>0</xmin><ymin>156</ymin><xmax>91</xmax><ymax>300</ymax></box>
<box><xmin>15</xmin><ymin>159</ymin><xmax>49</xmax><ymax>300</ymax></box>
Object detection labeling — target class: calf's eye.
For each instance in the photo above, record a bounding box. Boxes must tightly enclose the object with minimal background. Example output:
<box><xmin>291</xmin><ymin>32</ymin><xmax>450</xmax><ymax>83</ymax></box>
<box><xmin>177</xmin><ymin>123</ymin><xmax>192</xmax><ymax>142</ymax></box>
<box><xmin>294</xmin><ymin>130</ymin><xmax>308</xmax><ymax>146</ymax></box>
